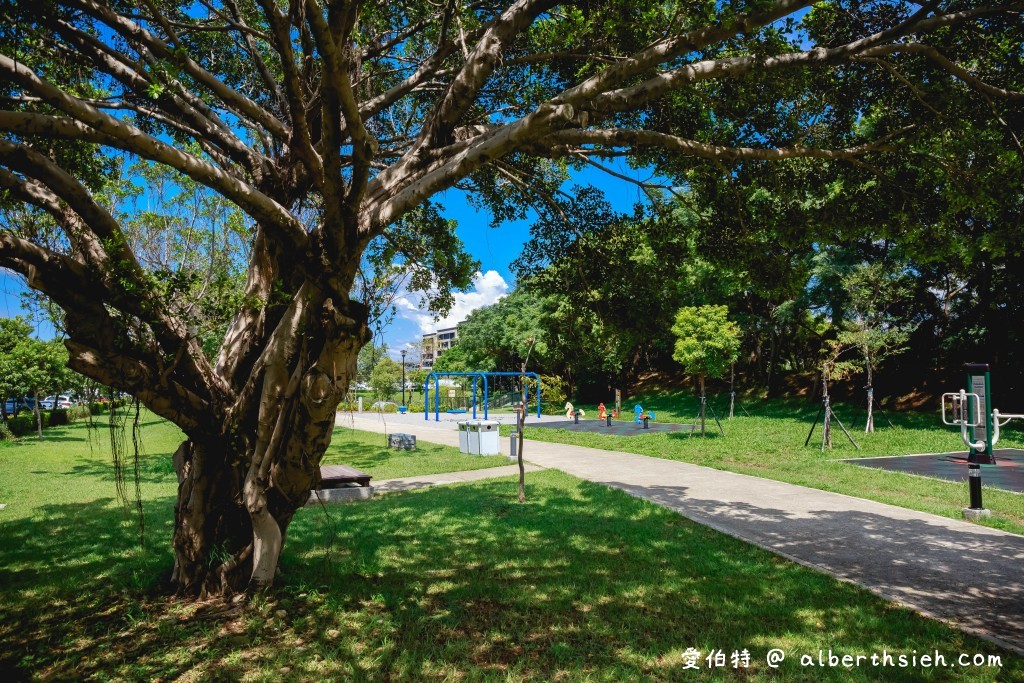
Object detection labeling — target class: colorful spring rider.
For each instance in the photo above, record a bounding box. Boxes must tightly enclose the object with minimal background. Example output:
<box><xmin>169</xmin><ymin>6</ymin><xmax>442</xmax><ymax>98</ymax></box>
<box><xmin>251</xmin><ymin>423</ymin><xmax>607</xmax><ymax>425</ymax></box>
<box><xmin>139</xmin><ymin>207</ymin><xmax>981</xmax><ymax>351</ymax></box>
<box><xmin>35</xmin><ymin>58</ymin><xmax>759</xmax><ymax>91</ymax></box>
<box><xmin>565</xmin><ymin>402</ymin><xmax>585</xmax><ymax>423</ymax></box>
<box><xmin>599</xmin><ymin>401</ymin><xmax>621</xmax><ymax>425</ymax></box>
<box><xmin>634</xmin><ymin>404</ymin><xmax>655</xmax><ymax>429</ymax></box>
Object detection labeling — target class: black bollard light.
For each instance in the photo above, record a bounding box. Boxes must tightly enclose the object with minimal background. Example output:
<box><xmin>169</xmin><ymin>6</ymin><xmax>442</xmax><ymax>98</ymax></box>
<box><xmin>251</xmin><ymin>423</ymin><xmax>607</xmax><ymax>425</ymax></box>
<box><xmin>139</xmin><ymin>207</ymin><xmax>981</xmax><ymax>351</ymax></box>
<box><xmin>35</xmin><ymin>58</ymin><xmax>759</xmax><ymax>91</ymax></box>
<box><xmin>606</xmin><ymin>414</ymin><xmax>612</xmax><ymax>427</ymax></box>
<box><xmin>574</xmin><ymin>411</ymin><xmax>579</xmax><ymax>425</ymax></box>
<box><xmin>643</xmin><ymin>416</ymin><xmax>650</xmax><ymax>429</ymax></box>
<box><xmin>962</xmin><ymin>463</ymin><xmax>991</xmax><ymax>521</ymax></box>
<box><xmin>968</xmin><ymin>463</ymin><xmax>983</xmax><ymax>509</ymax></box>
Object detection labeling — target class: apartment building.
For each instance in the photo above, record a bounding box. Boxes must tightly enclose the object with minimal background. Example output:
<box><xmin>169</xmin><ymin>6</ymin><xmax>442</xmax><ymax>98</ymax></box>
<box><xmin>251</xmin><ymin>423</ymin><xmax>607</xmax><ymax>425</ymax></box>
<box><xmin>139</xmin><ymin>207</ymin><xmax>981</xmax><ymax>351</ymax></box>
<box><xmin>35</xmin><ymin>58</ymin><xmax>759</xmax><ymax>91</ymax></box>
<box><xmin>420</xmin><ymin>324</ymin><xmax>459</xmax><ymax>369</ymax></box>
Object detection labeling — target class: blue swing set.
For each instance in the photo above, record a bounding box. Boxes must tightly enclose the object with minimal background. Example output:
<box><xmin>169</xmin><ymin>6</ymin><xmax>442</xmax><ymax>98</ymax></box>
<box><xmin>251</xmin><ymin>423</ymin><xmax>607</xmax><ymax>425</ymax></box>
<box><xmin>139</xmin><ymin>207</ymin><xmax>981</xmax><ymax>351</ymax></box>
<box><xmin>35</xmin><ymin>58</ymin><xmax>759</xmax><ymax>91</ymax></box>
<box><xmin>424</xmin><ymin>371</ymin><xmax>543</xmax><ymax>421</ymax></box>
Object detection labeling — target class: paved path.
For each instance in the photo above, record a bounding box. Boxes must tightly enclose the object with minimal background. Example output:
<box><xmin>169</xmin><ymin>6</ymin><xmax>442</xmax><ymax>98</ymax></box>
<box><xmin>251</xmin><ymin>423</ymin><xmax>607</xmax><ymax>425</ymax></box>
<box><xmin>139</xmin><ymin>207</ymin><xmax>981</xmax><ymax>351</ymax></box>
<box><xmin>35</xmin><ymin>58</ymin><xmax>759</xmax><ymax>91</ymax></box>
<box><xmin>374</xmin><ymin>463</ymin><xmax>543</xmax><ymax>494</ymax></box>
<box><xmin>339</xmin><ymin>413</ymin><xmax>1024</xmax><ymax>654</ymax></box>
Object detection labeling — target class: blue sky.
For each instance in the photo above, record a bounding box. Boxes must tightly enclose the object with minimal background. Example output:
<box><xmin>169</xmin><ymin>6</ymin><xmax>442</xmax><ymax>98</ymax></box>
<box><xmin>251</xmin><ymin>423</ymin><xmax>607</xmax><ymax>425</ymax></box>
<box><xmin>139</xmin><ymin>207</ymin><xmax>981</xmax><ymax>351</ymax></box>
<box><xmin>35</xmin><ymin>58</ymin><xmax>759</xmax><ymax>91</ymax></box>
<box><xmin>384</xmin><ymin>161</ymin><xmax>652</xmax><ymax>358</ymax></box>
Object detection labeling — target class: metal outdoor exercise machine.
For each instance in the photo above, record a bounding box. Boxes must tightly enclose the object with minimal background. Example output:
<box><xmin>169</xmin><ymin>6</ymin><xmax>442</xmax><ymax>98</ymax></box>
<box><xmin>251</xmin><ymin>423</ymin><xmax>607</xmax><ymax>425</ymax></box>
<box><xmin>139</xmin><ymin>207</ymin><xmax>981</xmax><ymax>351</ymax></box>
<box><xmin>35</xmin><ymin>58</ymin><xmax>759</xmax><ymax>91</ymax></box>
<box><xmin>941</xmin><ymin>363</ymin><xmax>1024</xmax><ymax>519</ymax></box>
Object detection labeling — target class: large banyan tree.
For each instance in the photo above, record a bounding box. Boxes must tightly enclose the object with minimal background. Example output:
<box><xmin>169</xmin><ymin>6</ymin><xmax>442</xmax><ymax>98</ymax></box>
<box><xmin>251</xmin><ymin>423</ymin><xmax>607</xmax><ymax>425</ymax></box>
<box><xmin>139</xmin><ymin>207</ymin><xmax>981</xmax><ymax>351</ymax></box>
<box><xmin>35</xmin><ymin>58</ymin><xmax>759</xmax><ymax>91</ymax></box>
<box><xmin>0</xmin><ymin>0</ymin><xmax>1020</xmax><ymax>596</ymax></box>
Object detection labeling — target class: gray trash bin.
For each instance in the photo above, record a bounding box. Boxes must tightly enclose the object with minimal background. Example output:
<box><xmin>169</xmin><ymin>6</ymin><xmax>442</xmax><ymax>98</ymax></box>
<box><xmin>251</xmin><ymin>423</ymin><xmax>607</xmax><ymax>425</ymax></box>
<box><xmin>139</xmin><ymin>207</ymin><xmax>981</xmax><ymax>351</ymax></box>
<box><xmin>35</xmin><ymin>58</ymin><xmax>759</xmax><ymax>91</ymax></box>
<box><xmin>457</xmin><ymin>421</ymin><xmax>469</xmax><ymax>453</ymax></box>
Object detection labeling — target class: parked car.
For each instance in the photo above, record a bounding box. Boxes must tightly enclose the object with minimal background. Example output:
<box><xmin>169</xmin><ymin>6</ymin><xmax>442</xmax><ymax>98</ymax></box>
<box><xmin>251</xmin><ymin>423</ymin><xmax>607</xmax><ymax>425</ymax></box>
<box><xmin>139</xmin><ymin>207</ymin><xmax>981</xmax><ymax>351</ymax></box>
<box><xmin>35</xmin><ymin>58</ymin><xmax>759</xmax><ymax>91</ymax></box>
<box><xmin>3</xmin><ymin>398</ymin><xmax>28</xmax><ymax>415</ymax></box>
<box><xmin>40</xmin><ymin>395</ymin><xmax>74</xmax><ymax>410</ymax></box>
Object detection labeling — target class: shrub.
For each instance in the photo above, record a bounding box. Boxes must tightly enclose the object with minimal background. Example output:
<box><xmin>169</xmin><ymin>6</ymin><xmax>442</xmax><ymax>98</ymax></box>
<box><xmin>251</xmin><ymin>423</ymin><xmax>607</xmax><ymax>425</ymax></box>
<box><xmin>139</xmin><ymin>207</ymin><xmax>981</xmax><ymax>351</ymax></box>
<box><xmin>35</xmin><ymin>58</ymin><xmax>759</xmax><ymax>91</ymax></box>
<box><xmin>7</xmin><ymin>412</ymin><xmax>45</xmax><ymax>437</ymax></box>
<box><xmin>68</xmin><ymin>405</ymin><xmax>91</xmax><ymax>421</ymax></box>
<box><xmin>89</xmin><ymin>402</ymin><xmax>108</xmax><ymax>415</ymax></box>
<box><xmin>48</xmin><ymin>409</ymin><xmax>69</xmax><ymax>426</ymax></box>
<box><xmin>528</xmin><ymin>374</ymin><xmax>568</xmax><ymax>415</ymax></box>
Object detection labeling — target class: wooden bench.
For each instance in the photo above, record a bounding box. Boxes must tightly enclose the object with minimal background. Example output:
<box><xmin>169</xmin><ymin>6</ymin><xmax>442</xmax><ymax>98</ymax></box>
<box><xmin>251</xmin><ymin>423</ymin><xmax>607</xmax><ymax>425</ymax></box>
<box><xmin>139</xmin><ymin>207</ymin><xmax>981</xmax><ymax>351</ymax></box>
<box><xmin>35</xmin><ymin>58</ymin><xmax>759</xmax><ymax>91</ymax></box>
<box><xmin>317</xmin><ymin>464</ymin><xmax>372</xmax><ymax>489</ymax></box>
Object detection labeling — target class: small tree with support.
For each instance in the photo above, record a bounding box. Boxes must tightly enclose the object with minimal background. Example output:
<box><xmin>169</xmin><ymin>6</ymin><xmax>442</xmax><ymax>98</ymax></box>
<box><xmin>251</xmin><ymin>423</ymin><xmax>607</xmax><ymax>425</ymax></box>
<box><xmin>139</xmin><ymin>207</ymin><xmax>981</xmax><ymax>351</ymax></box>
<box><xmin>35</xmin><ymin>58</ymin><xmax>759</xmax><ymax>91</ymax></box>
<box><xmin>671</xmin><ymin>306</ymin><xmax>740</xmax><ymax>437</ymax></box>
<box><xmin>805</xmin><ymin>341</ymin><xmax>860</xmax><ymax>451</ymax></box>
<box><xmin>838</xmin><ymin>262</ymin><xmax>916</xmax><ymax>433</ymax></box>
<box><xmin>727</xmin><ymin>363</ymin><xmax>750</xmax><ymax>419</ymax></box>
<box><xmin>516</xmin><ymin>337</ymin><xmax>537</xmax><ymax>503</ymax></box>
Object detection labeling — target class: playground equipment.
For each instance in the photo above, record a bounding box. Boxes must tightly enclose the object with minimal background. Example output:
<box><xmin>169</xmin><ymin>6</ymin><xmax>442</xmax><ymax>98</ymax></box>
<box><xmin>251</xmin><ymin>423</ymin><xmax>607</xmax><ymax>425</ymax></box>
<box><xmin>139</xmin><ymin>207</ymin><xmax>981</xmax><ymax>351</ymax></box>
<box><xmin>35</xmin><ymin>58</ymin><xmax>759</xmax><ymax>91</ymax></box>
<box><xmin>942</xmin><ymin>364</ymin><xmax>1024</xmax><ymax>463</ymax></box>
<box><xmin>597</xmin><ymin>402</ymin><xmax>619</xmax><ymax>422</ymax></box>
<box><xmin>564</xmin><ymin>402</ymin><xmax>585</xmax><ymax>423</ymax></box>
<box><xmin>634</xmin><ymin>404</ymin><xmax>656</xmax><ymax>429</ymax></box>
<box><xmin>941</xmin><ymin>363</ymin><xmax>1024</xmax><ymax>519</ymax></box>
<box><xmin>424</xmin><ymin>371</ymin><xmax>542</xmax><ymax>421</ymax></box>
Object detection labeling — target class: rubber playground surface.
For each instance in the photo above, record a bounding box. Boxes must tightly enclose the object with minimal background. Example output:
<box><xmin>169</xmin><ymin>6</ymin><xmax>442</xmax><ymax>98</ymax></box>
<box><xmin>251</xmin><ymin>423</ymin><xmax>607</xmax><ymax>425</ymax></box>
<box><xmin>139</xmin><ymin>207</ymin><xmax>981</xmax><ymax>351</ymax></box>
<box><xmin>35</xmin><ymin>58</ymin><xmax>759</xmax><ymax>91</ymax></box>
<box><xmin>530</xmin><ymin>419</ymin><xmax>696</xmax><ymax>436</ymax></box>
<box><xmin>843</xmin><ymin>448</ymin><xmax>1024</xmax><ymax>493</ymax></box>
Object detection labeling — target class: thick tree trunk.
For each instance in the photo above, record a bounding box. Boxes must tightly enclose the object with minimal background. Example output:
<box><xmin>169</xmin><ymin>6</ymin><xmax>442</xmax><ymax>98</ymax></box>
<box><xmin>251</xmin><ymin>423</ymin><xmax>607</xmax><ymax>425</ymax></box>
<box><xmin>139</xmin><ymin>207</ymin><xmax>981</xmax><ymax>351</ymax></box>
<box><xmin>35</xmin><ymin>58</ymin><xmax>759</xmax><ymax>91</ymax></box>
<box><xmin>169</xmin><ymin>289</ymin><xmax>369</xmax><ymax>597</ymax></box>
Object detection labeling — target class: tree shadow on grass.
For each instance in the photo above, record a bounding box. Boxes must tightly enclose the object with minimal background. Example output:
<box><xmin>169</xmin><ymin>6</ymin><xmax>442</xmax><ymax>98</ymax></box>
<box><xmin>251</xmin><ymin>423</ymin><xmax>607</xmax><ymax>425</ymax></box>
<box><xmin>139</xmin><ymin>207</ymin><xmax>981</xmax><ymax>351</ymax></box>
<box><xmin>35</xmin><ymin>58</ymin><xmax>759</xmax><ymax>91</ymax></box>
<box><xmin>1</xmin><ymin>474</ymin><xmax>1019</xmax><ymax>681</ymax></box>
<box><xmin>284</xmin><ymin>474</ymin><xmax>1022</xmax><ymax>680</ymax></box>
<box><xmin>66</xmin><ymin>453</ymin><xmax>178</xmax><ymax>484</ymax></box>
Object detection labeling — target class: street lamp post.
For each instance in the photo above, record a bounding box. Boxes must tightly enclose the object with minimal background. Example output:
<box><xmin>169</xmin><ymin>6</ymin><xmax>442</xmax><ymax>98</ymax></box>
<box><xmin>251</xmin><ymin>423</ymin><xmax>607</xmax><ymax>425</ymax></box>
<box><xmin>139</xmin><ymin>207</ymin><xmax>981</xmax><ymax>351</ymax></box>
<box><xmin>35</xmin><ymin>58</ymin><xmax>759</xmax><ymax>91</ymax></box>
<box><xmin>401</xmin><ymin>349</ymin><xmax>407</xmax><ymax>407</ymax></box>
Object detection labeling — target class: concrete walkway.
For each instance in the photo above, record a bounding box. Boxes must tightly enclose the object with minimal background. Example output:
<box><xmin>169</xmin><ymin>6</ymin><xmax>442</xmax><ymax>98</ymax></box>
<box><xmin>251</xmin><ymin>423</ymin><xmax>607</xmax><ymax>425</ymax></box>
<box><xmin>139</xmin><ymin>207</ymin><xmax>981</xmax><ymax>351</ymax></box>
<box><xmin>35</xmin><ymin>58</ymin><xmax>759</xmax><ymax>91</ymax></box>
<box><xmin>374</xmin><ymin>463</ymin><xmax>543</xmax><ymax>494</ymax></box>
<box><xmin>339</xmin><ymin>413</ymin><xmax>1024</xmax><ymax>654</ymax></box>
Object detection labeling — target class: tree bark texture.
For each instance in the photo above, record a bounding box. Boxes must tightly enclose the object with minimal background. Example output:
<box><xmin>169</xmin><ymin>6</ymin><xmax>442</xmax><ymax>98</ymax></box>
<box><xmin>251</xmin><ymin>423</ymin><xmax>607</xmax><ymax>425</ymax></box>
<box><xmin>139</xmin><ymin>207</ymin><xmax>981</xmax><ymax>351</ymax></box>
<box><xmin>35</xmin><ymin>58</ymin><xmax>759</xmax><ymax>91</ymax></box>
<box><xmin>170</xmin><ymin>290</ymin><xmax>369</xmax><ymax>596</ymax></box>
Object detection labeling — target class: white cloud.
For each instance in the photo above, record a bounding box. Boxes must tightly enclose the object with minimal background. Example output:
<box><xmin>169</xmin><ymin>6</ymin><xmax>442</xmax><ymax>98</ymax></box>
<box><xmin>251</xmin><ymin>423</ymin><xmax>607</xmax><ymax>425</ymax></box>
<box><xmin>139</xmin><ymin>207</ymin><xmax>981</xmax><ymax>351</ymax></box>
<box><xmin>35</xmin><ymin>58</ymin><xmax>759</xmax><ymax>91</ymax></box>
<box><xmin>395</xmin><ymin>270</ymin><xmax>509</xmax><ymax>336</ymax></box>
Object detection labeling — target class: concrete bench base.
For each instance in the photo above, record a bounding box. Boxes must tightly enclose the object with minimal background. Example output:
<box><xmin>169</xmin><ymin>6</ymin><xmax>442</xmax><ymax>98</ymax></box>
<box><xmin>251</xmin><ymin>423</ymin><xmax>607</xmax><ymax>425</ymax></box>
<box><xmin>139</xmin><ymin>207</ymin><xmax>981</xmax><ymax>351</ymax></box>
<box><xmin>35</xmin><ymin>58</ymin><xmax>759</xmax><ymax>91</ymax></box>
<box><xmin>306</xmin><ymin>484</ymin><xmax>375</xmax><ymax>505</ymax></box>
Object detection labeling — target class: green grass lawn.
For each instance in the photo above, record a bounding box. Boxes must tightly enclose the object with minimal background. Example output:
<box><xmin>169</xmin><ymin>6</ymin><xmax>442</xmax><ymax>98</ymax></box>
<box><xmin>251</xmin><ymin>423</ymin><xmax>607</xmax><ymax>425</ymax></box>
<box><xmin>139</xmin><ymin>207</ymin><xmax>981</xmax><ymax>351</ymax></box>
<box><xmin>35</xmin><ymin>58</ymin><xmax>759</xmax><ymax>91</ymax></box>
<box><xmin>514</xmin><ymin>392</ymin><xmax>1024</xmax><ymax>535</ymax></box>
<box><xmin>1</xmin><ymin>413</ymin><xmax>1021</xmax><ymax>680</ymax></box>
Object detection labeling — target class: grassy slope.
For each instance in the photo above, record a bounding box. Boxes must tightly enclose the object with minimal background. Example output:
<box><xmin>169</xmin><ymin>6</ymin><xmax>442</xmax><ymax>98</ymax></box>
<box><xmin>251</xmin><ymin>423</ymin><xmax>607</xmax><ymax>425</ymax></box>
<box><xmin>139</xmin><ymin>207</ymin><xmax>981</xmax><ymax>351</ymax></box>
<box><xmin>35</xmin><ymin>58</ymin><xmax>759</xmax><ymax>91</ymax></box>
<box><xmin>515</xmin><ymin>393</ymin><xmax>1024</xmax><ymax>535</ymax></box>
<box><xmin>0</xmin><ymin>414</ymin><xmax>1021</xmax><ymax>680</ymax></box>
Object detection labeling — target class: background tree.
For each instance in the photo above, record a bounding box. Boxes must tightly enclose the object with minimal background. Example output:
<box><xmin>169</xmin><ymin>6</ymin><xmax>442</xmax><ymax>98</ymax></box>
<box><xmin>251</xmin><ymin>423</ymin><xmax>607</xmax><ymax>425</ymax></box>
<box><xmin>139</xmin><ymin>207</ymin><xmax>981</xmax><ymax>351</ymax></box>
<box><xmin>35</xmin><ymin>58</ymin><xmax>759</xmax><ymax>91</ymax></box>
<box><xmin>671</xmin><ymin>305</ymin><xmax>741</xmax><ymax>435</ymax></box>
<box><xmin>369</xmin><ymin>356</ymin><xmax>401</xmax><ymax>403</ymax></box>
<box><xmin>431</xmin><ymin>344</ymin><xmax>471</xmax><ymax>374</ymax></box>
<box><xmin>836</xmin><ymin>261</ymin><xmax>917</xmax><ymax>431</ymax></box>
<box><xmin>808</xmin><ymin>338</ymin><xmax>862</xmax><ymax>450</ymax></box>
<box><xmin>0</xmin><ymin>329</ymin><xmax>71</xmax><ymax>437</ymax></box>
<box><xmin>357</xmin><ymin>342</ymin><xmax>390</xmax><ymax>386</ymax></box>
<box><xmin>19</xmin><ymin>339</ymin><xmax>71</xmax><ymax>438</ymax></box>
<box><xmin>0</xmin><ymin>317</ymin><xmax>34</xmax><ymax>417</ymax></box>
<box><xmin>408</xmin><ymin>367</ymin><xmax>428</xmax><ymax>397</ymax></box>
<box><xmin>1</xmin><ymin>0</ymin><xmax>1021</xmax><ymax>595</ymax></box>
<box><xmin>455</xmin><ymin>290</ymin><xmax>553</xmax><ymax>370</ymax></box>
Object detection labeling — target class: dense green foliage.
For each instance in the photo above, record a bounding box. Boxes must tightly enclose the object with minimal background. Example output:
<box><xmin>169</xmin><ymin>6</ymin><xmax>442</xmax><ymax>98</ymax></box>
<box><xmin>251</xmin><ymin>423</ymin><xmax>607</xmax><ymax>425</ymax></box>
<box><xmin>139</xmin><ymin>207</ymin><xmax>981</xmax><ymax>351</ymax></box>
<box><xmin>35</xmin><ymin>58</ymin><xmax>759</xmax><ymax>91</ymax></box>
<box><xmin>369</xmin><ymin>356</ymin><xmax>401</xmax><ymax>402</ymax></box>
<box><xmin>0</xmin><ymin>316</ymin><xmax>74</xmax><ymax>438</ymax></box>
<box><xmin>671</xmin><ymin>305</ymin><xmax>742</xmax><ymax>386</ymax></box>
<box><xmin>504</xmin><ymin>178</ymin><xmax>1024</xmax><ymax>401</ymax></box>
